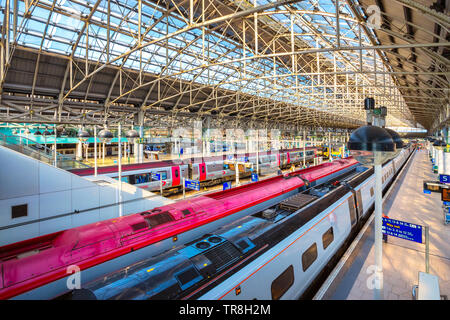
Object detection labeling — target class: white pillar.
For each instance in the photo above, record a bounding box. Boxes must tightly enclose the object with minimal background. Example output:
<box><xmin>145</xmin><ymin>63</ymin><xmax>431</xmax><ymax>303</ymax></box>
<box><xmin>438</xmin><ymin>148</ymin><xmax>444</xmax><ymax>174</ymax></box>
<box><xmin>76</xmin><ymin>140</ymin><xmax>83</xmax><ymax>160</ymax></box>
<box><xmin>84</xmin><ymin>143</ymin><xmax>88</xmax><ymax>161</ymax></box>
<box><xmin>94</xmin><ymin>127</ymin><xmax>97</xmax><ymax>176</ymax></box>
<box><xmin>256</xmin><ymin>132</ymin><xmax>259</xmax><ymax>174</ymax></box>
<box><xmin>118</xmin><ymin>123</ymin><xmax>122</xmax><ymax>217</ymax></box>
<box><xmin>139</xmin><ymin>126</ymin><xmax>144</xmax><ymax>163</ymax></box>
<box><xmin>374</xmin><ymin>163</ymin><xmax>384</xmax><ymax>300</ymax></box>
<box><xmin>328</xmin><ymin>132</ymin><xmax>332</xmax><ymax>162</ymax></box>
<box><xmin>303</xmin><ymin>130</ymin><xmax>306</xmax><ymax>167</ymax></box>
<box><xmin>442</xmin><ymin>152</ymin><xmax>450</xmax><ymax>174</ymax></box>
<box><xmin>53</xmin><ymin>129</ymin><xmax>57</xmax><ymax>167</ymax></box>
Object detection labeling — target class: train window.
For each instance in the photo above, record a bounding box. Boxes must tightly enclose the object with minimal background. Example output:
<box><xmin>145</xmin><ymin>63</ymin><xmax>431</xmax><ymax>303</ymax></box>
<box><xmin>11</xmin><ymin>204</ymin><xmax>28</xmax><ymax>219</ymax></box>
<box><xmin>322</xmin><ymin>227</ymin><xmax>334</xmax><ymax>250</ymax></box>
<box><xmin>301</xmin><ymin>243</ymin><xmax>318</xmax><ymax>272</ymax></box>
<box><xmin>174</xmin><ymin>169</ymin><xmax>179</xmax><ymax>178</ymax></box>
<box><xmin>370</xmin><ymin>187</ymin><xmax>374</xmax><ymax>197</ymax></box>
<box><xmin>201</xmin><ymin>166</ymin><xmax>205</xmax><ymax>173</ymax></box>
<box><xmin>135</xmin><ymin>174</ymin><xmax>149</xmax><ymax>184</ymax></box>
<box><xmin>271</xmin><ymin>265</ymin><xmax>294</xmax><ymax>300</ymax></box>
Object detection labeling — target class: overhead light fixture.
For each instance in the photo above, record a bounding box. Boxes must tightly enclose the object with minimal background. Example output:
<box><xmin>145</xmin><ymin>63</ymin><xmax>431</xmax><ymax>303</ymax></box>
<box><xmin>347</xmin><ymin>125</ymin><xmax>396</xmax><ymax>166</ymax></box>
<box><xmin>77</xmin><ymin>127</ymin><xmax>91</xmax><ymax>139</ymax></box>
<box><xmin>384</xmin><ymin>128</ymin><xmax>404</xmax><ymax>157</ymax></box>
<box><xmin>125</xmin><ymin>129</ymin><xmax>140</xmax><ymax>142</ymax></box>
<box><xmin>98</xmin><ymin>127</ymin><xmax>113</xmax><ymax>144</ymax></box>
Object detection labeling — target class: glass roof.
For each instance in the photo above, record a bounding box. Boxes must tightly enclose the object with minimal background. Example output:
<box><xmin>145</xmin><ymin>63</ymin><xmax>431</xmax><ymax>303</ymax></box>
<box><xmin>0</xmin><ymin>0</ymin><xmax>415</xmax><ymax>127</ymax></box>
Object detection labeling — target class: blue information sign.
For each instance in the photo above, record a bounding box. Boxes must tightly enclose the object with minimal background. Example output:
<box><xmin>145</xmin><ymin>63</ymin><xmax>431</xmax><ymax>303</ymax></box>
<box><xmin>185</xmin><ymin>179</ymin><xmax>200</xmax><ymax>191</ymax></box>
<box><xmin>439</xmin><ymin>174</ymin><xmax>450</xmax><ymax>184</ymax></box>
<box><xmin>251</xmin><ymin>172</ymin><xmax>258</xmax><ymax>182</ymax></box>
<box><xmin>382</xmin><ymin>217</ymin><xmax>423</xmax><ymax>243</ymax></box>
<box><xmin>151</xmin><ymin>172</ymin><xmax>161</xmax><ymax>181</ymax></box>
<box><xmin>223</xmin><ymin>181</ymin><xmax>232</xmax><ymax>190</ymax></box>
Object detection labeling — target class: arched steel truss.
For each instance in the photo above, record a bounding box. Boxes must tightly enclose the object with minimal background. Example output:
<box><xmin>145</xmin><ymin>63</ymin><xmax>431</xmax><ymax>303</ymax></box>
<box><xmin>0</xmin><ymin>0</ymin><xmax>448</xmax><ymax>131</ymax></box>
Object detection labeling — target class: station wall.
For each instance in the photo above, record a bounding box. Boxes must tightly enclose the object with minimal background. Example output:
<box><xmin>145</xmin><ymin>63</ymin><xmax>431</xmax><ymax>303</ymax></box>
<box><xmin>0</xmin><ymin>146</ymin><xmax>173</xmax><ymax>246</ymax></box>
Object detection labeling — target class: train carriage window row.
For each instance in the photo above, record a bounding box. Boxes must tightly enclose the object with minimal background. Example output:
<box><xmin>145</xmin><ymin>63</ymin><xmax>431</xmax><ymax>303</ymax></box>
<box><xmin>271</xmin><ymin>265</ymin><xmax>295</xmax><ymax>300</ymax></box>
<box><xmin>301</xmin><ymin>243</ymin><xmax>318</xmax><ymax>272</ymax></box>
<box><xmin>322</xmin><ymin>227</ymin><xmax>334</xmax><ymax>250</ymax></box>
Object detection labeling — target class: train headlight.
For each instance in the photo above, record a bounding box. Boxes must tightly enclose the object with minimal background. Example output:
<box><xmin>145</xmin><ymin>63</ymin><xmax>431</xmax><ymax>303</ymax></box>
<box><xmin>347</xmin><ymin>125</ymin><xmax>396</xmax><ymax>166</ymax></box>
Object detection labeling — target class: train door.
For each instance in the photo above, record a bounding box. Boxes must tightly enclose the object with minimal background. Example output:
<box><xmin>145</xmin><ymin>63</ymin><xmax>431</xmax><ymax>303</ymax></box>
<box><xmin>348</xmin><ymin>196</ymin><xmax>357</xmax><ymax>227</ymax></box>
<box><xmin>171</xmin><ymin>166</ymin><xmax>181</xmax><ymax>186</ymax></box>
<box><xmin>287</xmin><ymin>152</ymin><xmax>291</xmax><ymax>164</ymax></box>
<box><xmin>355</xmin><ymin>189</ymin><xmax>364</xmax><ymax>218</ymax></box>
<box><xmin>277</xmin><ymin>153</ymin><xmax>280</xmax><ymax>167</ymax></box>
<box><xmin>198</xmin><ymin>163</ymin><xmax>206</xmax><ymax>181</ymax></box>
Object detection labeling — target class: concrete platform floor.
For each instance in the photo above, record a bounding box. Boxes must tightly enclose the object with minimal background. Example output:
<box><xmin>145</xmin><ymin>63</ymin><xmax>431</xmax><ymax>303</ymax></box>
<box><xmin>328</xmin><ymin>149</ymin><xmax>450</xmax><ymax>300</ymax></box>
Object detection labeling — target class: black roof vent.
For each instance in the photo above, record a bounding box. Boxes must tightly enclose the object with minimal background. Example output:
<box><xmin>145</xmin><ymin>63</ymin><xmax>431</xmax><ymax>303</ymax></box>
<box><xmin>208</xmin><ymin>236</ymin><xmax>222</xmax><ymax>244</ymax></box>
<box><xmin>195</xmin><ymin>241</ymin><xmax>211</xmax><ymax>250</ymax></box>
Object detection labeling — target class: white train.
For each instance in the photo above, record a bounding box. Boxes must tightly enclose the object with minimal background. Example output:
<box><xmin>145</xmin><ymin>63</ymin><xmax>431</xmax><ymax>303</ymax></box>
<box><xmin>70</xmin><ymin>144</ymin><xmax>414</xmax><ymax>300</ymax></box>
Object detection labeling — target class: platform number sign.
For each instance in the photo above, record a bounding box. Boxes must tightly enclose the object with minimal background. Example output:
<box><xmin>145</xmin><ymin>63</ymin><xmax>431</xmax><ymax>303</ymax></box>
<box><xmin>251</xmin><ymin>172</ymin><xmax>258</xmax><ymax>182</ymax></box>
<box><xmin>439</xmin><ymin>174</ymin><xmax>450</xmax><ymax>184</ymax></box>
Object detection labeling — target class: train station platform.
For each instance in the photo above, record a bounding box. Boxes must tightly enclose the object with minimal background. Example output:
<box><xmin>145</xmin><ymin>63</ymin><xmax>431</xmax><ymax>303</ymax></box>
<box><xmin>315</xmin><ymin>149</ymin><xmax>450</xmax><ymax>300</ymax></box>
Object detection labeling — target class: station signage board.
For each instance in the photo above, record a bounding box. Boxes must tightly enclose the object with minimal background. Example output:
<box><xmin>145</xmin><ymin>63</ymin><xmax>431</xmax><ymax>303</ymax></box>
<box><xmin>442</xmin><ymin>188</ymin><xmax>450</xmax><ymax>202</ymax></box>
<box><xmin>423</xmin><ymin>180</ymin><xmax>449</xmax><ymax>194</ymax></box>
<box><xmin>223</xmin><ymin>181</ymin><xmax>232</xmax><ymax>190</ymax></box>
<box><xmin>151</xmin><ymin>172</ymin><xmax>161</xmax><ymax>181</ymax></box>
<box><xmin>382</xmin><ymin>217</ymin><xmax>423</xmax><ymax>243</ymax></box>
<box><xmin>251</xmin><ymin>173</ymin><xmax>258</xmax><ymax>182</ymax></box>
<box><xmin>185</xmin><ymin>179</ymin><xmax>200</xmax><ymax>191</ymax></box>
<box><xmin>439</xmin><ymin>174</ymin><xmax>450</xmax><ymax>184</ymax></box>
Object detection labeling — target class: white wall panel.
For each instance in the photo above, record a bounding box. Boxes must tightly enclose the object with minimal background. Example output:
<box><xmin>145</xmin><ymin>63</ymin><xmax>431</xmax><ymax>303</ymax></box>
<box><xmin>0</xmin><ymin>195</ymin><xmax>39</xmax><ymax>228</ymax></box>
<box><xmin>39</xmin><ymin>163</ymin><xmax>72</xmax><ymax>194</ymax></box>
<box><xmin>0</xmin><ymin>148</ymin><xmax>39</xmax><ymax>200</ymax></box>
<box><xmin>71</xmin><ymin>174</ymin><xmax>97</xmax><ymax>190</ymax></box>
<box><xmin>39</xmin><ymin>216</ymin><xmax>71</xmax><ymax>236</ymax></box>
<box><xmin>0</xmin><ymin>223</ymin><xmax>39</xmax><ymax>245</ymax></box>
<box><xmin>39</xmin><ymin>190</ymin><xmax>71</xmax><ymax>219</ymax></box>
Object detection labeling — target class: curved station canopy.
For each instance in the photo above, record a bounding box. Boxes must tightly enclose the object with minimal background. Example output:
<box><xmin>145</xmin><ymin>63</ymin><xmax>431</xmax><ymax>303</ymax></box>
<box><xmin>0</xmin><ymin>0</ymin><xmax>448</xmax><ymax>132</ymax></box>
